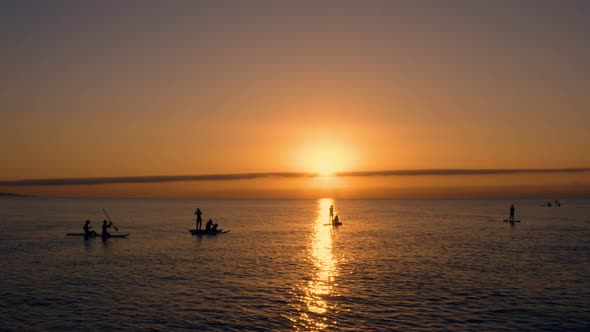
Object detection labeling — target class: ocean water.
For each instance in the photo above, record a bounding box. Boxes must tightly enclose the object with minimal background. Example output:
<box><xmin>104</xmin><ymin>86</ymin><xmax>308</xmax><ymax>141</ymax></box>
<box><xmin>0</xmin><ymin>197</ymin><xmax>589</xmax><ymax>331</ymax></box>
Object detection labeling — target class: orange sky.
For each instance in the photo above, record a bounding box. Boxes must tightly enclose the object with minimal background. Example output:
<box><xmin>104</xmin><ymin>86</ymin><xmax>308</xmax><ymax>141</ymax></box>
<box><xmin>1</xmin><ymin>2</ymin><xmax>589</xmax><ymax>198</ymax></box>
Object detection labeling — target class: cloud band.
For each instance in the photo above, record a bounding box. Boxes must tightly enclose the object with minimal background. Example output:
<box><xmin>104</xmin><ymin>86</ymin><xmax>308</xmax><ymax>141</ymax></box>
<box><xmin>1</xmin><ymin>168</ymin><xmax>589</xmax><ymax>186</ymax></box>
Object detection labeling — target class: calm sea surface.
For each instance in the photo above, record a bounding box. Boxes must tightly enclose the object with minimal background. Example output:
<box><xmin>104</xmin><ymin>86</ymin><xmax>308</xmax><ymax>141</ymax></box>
<box><xmin>0</xmin><ymin>198</ymin><xmax>589</xmax><ymax>331</ymax></box>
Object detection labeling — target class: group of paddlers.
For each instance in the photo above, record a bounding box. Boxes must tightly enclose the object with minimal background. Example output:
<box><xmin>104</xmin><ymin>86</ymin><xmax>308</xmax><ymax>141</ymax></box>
<box><xmin>194</xmin><ymin>208</ymin><xmax>220</xmax><ymax>232</ymax></box>
<box><xmin>82</xmin><ymin>220</ymin><xmax>115</xmax><ymax>237</ymax></box>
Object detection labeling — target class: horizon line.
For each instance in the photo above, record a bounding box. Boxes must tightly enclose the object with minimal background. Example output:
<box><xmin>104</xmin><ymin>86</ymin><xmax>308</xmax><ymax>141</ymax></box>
<box><xmin>1</xmin><ymin>168</ymin><xmax>589</xmax><ymax>187</ymax></box>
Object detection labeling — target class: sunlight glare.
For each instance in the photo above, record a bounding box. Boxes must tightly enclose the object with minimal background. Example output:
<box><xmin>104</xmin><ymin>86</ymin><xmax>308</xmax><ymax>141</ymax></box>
<box><xmin>296</xmin><ymin>141</ymin><xmax>356</xmax><ymax>176</ymax></box>
<box><xmin>317</xmin><ymin>159</ymin><xmax>336</xmax><ymax>176</ymax></box>
<box><xmin>301</xmin><ymin>198</ymin><xmax>339</xmax><ymax>328</ymax></box>
<box><xmin>287</xmin><ymin>198</ymin><xmax>340</xmax><ymax>330</ymax></box>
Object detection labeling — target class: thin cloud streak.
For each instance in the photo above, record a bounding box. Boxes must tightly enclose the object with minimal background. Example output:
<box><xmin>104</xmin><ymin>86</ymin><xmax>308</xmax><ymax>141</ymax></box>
<box><xmin>0</xmin><ymin>172</ymin><xmax>313</xmax><ymax>186</ymax></box>
<box><xmin>1</xmin><ymin>168</ymin><xmax>589</xmax><ymax>186</ymax></box>
<box><xmin>336</xmin><ymin>168</ymin><xmax>590</xmax><ymax>177</ymax></box>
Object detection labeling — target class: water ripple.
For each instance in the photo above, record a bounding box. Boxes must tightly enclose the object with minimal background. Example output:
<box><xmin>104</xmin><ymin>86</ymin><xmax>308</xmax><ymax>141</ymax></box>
<box><xmin>1</xmin><ymin>198</ymin><xmax>589</xmax><ymax>331</ymax></box>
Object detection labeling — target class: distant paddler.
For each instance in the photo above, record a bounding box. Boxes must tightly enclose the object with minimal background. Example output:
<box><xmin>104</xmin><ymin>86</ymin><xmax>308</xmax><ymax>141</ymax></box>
<box><xmin>83</xmin><ymin>220</ymin><xmax>97</xmax><ymax>237</ymax></box>
<box><xmin>101</xmin><ymin>220</ymin><xmax>113</xmax><ymax>237</ymax></box>
<box><xmin>329</xmin><ymin>204</ymin><xmax>334</xmax><ymax>222</ymax></box>
<box><xmin>332</xmin><ymin>215</ymin><xmax>340</xmax><ymax>226</ymax></box>
<box><xmin>205</xmin><ymin>219</ymin><xmax>214</xmax><ymax>232</ymax></box>
<box><xmin>195</xmin><ymin>208</ymin><xmax>203</xmax><ymax>231</ymax></box>
<box><xmin>509</xmin><ymin>204</ymin><xmax>515</xmax><ymax>222</ymax></box>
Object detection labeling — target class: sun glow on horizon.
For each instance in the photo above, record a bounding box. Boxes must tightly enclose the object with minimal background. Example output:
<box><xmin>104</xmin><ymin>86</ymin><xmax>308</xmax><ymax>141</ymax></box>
<box><xmin>296</xmin><ymin>141</ymin><xmax>357</xmax><ymax>177</ymax></box>
<box><xmin>316</xmin><ymin>159</ymin><xmax>337</xmax><ymax>176</ymax></box>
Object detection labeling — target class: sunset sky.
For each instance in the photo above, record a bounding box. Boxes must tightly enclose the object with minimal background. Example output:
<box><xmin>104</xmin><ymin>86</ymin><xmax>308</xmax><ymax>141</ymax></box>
<box><xmin>1</xmin><ymin>1</ymin><xmax>589</xmax><ymax>198</ymax></box>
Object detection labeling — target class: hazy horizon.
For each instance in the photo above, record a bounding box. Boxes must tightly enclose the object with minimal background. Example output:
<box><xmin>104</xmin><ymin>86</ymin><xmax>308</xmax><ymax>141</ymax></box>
<box><xmin>2</xmin><ymin>167</ymin><xmax>589</xmax><ymax>199</ymax></box>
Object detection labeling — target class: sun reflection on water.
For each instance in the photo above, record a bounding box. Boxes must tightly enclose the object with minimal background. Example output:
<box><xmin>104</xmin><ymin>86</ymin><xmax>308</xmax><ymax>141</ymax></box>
<box><xmin>289</xmin><ymin>198</ymin><xmax>339</xmax><ymax>331</ymax></box>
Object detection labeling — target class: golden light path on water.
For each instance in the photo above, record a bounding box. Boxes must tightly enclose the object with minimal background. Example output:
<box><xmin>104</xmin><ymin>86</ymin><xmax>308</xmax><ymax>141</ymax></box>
<box><xmin>291</xmin><ymin>198</ymin><xmax>339</xmax><ymax>331</ymax></box>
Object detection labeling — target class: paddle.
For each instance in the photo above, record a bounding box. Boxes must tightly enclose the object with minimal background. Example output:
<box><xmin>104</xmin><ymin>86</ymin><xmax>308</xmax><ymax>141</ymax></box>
<box><xmin>102</xmin><ymin>209</ymin><xmax>119</xmax><ymax>232</ymax></box>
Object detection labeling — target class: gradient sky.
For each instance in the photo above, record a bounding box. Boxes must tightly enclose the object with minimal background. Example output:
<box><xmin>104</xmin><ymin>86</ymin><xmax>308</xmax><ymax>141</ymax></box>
<box><xmin>1</xmin><ymin>1</ymin><xmax>589</xmax><ymax>197</ymax></box>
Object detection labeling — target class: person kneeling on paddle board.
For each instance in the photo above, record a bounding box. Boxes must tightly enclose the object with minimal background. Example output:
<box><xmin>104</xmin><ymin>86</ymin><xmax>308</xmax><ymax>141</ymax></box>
<box><xmin>332</xmin><ymin>215</ymin><xmax>340</xmax><ymax>225</ymax></box>
<box><xmin>205</xmin><ymin>219</ymin><xmax>214</xmax><ymax>232</ymax></box>
<box><xmin>83</xmin><ymin>220</ymin><xmax>97</xmax><ymax>237</ymax></box>
<box><xmin>102</xmin><ymin>220</ymin><xmax>113</xmax><ymax>237</ymax></box>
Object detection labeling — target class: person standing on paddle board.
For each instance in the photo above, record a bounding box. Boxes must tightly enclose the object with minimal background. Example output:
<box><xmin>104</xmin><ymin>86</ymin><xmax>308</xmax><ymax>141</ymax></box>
<box><xmin>329</xmin><ymin>205</ymin><xmax>334</xmax><ymax>222</ymax></box>
<box><xmin>195</xmin><ymin>208</ymin><xmax>202</xmax><ymax>231</ymax></box>
<box><xmin>102</xmin><ymin>220</ymin><xmax>113</xmax><ymax>237</ymax></box>
<box><xmin>509</xmin><ymin>204</ymin><xmax>515</xmax><ymax>222</ymax></box>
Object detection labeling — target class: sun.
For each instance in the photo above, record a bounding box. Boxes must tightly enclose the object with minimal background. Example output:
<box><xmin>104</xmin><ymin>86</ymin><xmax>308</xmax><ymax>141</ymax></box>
<box><xmin>316</xmin><ymin>158</ymin><xmax>337</xmax><ymax>176</ymax></box>
<box><xmin>295</xmin><ymin>140</ymin><xmax>356</xmax><ymax>176</ymax></box>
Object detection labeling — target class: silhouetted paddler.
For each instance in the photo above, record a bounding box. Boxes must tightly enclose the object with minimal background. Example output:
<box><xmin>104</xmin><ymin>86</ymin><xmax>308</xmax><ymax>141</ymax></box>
<box><xmin>329</xmin><ymin>205</ymin><xmax>334</xmax><ymax>222</ymax></box>
<box><xmin>195</xmin><ymin>208</ymin><xmax>202</xmax><ymax>231</ymax></box>
<box><xmin>205</xmin><ymin>219</ymin><xmax>213</xmax><ymax>232</ymax></box>
<box><xmin>102</xmin><ymin>220</ymin><xmax>113</xmax><ymax>237</ymax></box>
<box><xmin>83</xmin><ymin>220</ymin><xmax>96</xmax><ymax>237</ymax></box>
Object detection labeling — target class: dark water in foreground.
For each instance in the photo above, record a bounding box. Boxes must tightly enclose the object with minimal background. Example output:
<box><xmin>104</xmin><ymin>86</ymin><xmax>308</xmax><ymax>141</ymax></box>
<box><xmin>0</xmin><ymin>198</ymin><xmax>589</xmax><ymax>331</ymax></box>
